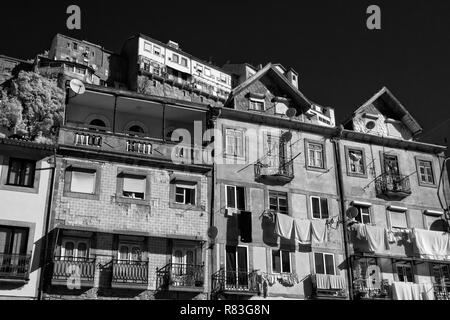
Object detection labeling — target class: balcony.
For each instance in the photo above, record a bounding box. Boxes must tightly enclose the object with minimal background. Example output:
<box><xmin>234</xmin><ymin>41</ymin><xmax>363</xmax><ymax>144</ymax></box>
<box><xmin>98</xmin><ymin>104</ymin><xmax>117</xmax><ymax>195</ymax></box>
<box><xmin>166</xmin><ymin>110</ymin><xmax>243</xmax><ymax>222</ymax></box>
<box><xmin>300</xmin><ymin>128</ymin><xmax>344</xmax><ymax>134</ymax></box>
<box><xmin>375</xmin><ymin>173</ymin><xmax>411</xmax><ymax>200</ymax></box>
<box><xmin>156</xmin><ymin>263</ymin><xmax>205</xmax><ymax>292</ymax></box>
<box><xmin>111</xmin><ymin>260</ymin><xmax>148</xmax><ymax>290</ymax></box>
<box><xmin>310</xmin><ymin>274</ymin><xmax>347</xmax><ymax>300</ymax></box>
<box><xmin>352</xmin><ymin>278</ymin><xmax>391</xmax><ymax>300</ymax></box>
<box><xmin>211</xmin><ymin>268</ymin><xmax>259</xmax><ymax>296</ymax></box>
<box><xmin>51</xmin><ymin>257</ymin><xmax>96</xmax><ymax>287</ymax></box>
<box><xmin>434</xmin><ymin>283</ymin><xmax>450</xmax><ymax>300</ymax></box>
<box><xmin>0</xmin><ymin>253</ymin><xmax>31</xmax><ymax>283</ymax></box>
<box><xmin>254</xmin><ymin>160</ymin><xmax>294</xmax><ymax>185</ymax></box>
<box><xmin>59</xmin><ymin>127</ymin><xmax>210</xmax><ymax>168</ymax></box>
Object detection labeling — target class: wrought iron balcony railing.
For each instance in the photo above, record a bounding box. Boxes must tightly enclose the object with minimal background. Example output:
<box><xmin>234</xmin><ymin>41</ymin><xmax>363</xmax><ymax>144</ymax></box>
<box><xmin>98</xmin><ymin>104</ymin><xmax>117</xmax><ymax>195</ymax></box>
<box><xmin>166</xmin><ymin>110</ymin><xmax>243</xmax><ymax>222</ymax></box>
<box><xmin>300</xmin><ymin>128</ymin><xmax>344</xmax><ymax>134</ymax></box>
<box><xmin>156</xmin><ymin>263</ymin><xmax>204</xmax><ymax>292</ymax></box>
<box><xmin>434</xmin><ymin>283</ymin><xmax>450</xmax><ymax>300</ymax></box>
<box><xmin>311</xmin><ymin>274</ymin><xmax>348</xmax><ymax>299</ymax></box>
<box><xmin>254</xmin><ymin>160</ymin><xmax>294</xmax><ymax>184</ymax></box>
<box><xmin>375</xmin><ymin>173</ymin><xmax>411</xmax><ymax>199</ymax></box>
<box><xmin>352</xmin><ymin>278</ymin><xmax>391</xmax><ymax>300</ymax></box>
<box><xmin>0</xmin><ymin>253</ymin><xmax>31</xmax><ymax>281</ymax></box>
<box><xmin>51</xmin><ymin>257</ymin><xmax>96</xmax><ymax>286</ymax></box>
<box><xmin>111</xmin><ymin>259</ymin><xmax>148</xmax><ymax>289</ymax></box>
<box><xmin>211</xmin><ymin>268</ymin><xmax>259</xmax><ymax>295</ymax></box>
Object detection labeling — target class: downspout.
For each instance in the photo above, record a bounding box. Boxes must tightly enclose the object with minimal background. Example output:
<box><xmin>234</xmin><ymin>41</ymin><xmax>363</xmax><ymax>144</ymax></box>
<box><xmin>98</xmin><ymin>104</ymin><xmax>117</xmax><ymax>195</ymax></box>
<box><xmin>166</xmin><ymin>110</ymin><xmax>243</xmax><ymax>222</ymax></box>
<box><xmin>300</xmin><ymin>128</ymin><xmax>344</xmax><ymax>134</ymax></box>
<box><xmin>208</xmin><ymin>111</ymin><xmax>217</xmax><ymax>300</ymax></box>
<box><xmin>37</xmin><ymin>147</ymin><xmax>57</xmax><ymax>300</ymax></box>
<box><xmin>331</xmin><ymin>129</ymin><xmax>354</xmax><ymax>300</ymax></box>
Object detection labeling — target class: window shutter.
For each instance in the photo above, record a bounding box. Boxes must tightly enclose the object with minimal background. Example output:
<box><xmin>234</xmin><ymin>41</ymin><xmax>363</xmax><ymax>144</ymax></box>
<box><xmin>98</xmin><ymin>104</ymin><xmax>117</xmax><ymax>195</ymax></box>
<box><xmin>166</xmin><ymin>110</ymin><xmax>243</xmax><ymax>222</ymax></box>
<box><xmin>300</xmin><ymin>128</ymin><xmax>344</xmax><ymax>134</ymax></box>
<box><xmin>236</xmin><ymin>187</ymin><xmax>245</xmax><ymax>210</ymax></box>
<box><xmin>123</xmin><ymin>177</ymin><xmax>146</xmax><ymax>193</ymax></box>
<box><xmin>312</xmin><ymin>197</ymin><xmax>320</xmax><ymax>219</ymax></box>
<box><xmin>320</xmin><ymin>198</ymin><xmax>329</xmax><ymax>219</ymax></box>
<box><xmin>71</xmin><ymin>171</ymin><xmax>95</xmax><ymax>194</ymax></box>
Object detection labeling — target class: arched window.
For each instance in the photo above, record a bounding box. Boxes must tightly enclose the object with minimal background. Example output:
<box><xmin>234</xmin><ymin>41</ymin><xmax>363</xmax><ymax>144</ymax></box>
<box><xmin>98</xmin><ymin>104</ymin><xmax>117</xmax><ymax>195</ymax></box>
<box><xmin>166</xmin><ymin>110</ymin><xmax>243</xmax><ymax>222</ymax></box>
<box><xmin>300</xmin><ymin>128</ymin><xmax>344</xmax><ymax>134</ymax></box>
<box><xmin>128</xmin><ymin>125</ymin><xmax>145</xmax><ymax>134</ymax></box>
<box><xmin>89</xmin><ymin>119</ymin><xmax>106</xmax><ymax>128</ymax></box>
<box><xmin>77</xmin><ymin>242</ymin><xmax>87</xmax><ymax>260</ymax></box>
<box><xmin>64</xmin><ymin>242</ymin><xmax>75</xmax><ymax>261</ymax></box>
<box><xmin>119</xmin><ymin>245</ymin><xmax>129</xmax><ymax>261</ymax></box>
<box><xmin>430</xmin><ymin>219</ymin><xmax>449</xmax><ymax>232</ymax></box>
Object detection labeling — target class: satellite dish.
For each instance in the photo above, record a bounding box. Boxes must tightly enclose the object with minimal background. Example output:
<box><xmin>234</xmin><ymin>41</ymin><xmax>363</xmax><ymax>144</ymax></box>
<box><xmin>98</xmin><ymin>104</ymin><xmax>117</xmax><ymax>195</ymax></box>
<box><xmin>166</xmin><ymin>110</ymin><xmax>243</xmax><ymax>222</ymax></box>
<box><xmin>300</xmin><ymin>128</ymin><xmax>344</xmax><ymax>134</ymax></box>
<box><xmin>346</xmin><ymin>206</ymin><xmax>359</xmax><ymax>219</ymax></box>
<box><xmin>69</xmin><ymin>79</ymin><xmax>85</xmax><ymax>95</ymax></box>
<box><xmin>207</xmin><ymin>226</ymin><xmax>218</xmax><ymax>239</ymax></box>
<box><xmin>281</xmin><ymin>131</ymin><xmax>292</xmax><ymax>142</ymax></box>
<box><xmin>285</xmin><ymin>108</ymin><xmax>297</xmax><ymax>118</ymax></box>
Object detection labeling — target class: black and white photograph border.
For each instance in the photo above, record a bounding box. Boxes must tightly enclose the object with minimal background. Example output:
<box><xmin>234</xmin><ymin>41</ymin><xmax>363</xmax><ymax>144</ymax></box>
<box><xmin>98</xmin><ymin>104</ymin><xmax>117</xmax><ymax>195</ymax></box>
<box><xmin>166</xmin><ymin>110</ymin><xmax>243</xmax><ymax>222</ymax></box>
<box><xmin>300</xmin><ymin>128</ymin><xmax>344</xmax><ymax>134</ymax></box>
<box><xmin>0</xmin><ymin>0</ymin><xmax>449</xmax><ymax>313</ymax></box>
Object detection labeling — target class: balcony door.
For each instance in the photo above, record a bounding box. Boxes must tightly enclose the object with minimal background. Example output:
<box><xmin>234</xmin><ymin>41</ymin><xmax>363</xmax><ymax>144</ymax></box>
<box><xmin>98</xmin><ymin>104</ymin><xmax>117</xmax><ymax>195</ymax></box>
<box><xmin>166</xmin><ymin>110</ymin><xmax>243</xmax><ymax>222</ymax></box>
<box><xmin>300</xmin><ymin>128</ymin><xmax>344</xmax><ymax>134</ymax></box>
<box><xmin>264</xmin><ymin>133</ymin><xmax>287</xmax><ymax>174</ymax></box>
<box><xmin>225</xmin><ymin>246</ymin><xmax>248</xmax><ymax>290</ymax></box>
<box><xmin>172</xmin><ymin>248</ymin><xmax>196</xmax><ymax>276</ymax></box>
<box><xmin>0</xmin><ymin>226</ymin><xmax>29</xmax><ymax>275</ymax></box>
<box><xmin>383</xmin><ymin>154</ymin><xmax>399</xmax><ymax>176</ymax></box>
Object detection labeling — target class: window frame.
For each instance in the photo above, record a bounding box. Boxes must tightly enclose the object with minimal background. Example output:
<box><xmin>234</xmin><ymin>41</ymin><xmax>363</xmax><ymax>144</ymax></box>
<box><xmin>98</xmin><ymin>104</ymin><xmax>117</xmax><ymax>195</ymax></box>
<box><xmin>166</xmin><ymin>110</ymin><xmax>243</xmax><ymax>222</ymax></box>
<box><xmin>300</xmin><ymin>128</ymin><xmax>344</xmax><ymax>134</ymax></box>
<box><xmin>314</xmin><ymin>252</ymin><xmax>336</xmax><ymax>275</ymax></box>
<box><xmin>310</xmin><ymin>196</ymin><xmax>329</xmax><ymax>220</ymax></box>
<box><xmin>269</xmin><ymin>190</ymin><xmax>288</xmax><ymax>215</ymax></box>
<box><xmin>225</xmin><ymin>185</ymin><xmax>246</xmax><ymax>211</ymax></box>
<box><xmin>388</xmin><ymin>208</ymin><xmax>408</xmax><ymax>229</ymax></box>
<box><xmin>6</xmin><ymin>157</ymin><xmax>36</xmax><ymax>188</ymax></box>
<box><xmin>344</xmin><ymin>146</ymin><xmax>367</xmax><ymax>178</ymax></box>
<box><xmin>415</xmin><ymin>156</ymin><xmax>437</xmax><ymax>188</ymax></box>
<box><xmin>116</xmin><ymin>169</ymin><xmax>150</xmax><ymax>205</ymax></box>
<box><xmin>63</xmin><ymin>162</ymin><xmax>101</xmax><ymax>200</ymax></box>
<box><xmin>175</xmin><ymin>184</ymin><xmax>196</xmax><ymax>206</ymax></box>
<box><xmin>180</xmin><ymin>57</ymin><xmax>188</xmax><ymax>67</ymax></box>
<box><xmin>271</xmin><ymin>249</ymin><xmax>292</xmax><ymax>274</ymax></box>
<box><xmin>305</xmin><ymin>139</ymin><xmax>327</xmax><ymax>171</ymax></box>
<box><xmin>354</xmin><ymin>205</ymin><xmax>372</xmax><ymax>225</ymax></box>
<box><xmin>224</xmin><ymin>127</ymin><xmax>245</xmax><ymax>159</ymax></box>
<box><xmin>249</xmin><ymin>98</ymin><xmax>265</xmax><ymax>111</ymax></box>
<box><xmin>396</xmin><ymin>262</ymin><xmax>414</xmax><ymax>283</ymax></box>
<box><xmin>61</xmin><ymin>238</ymin><xmax>90</xmax><ymax>261</ymax></box>
<box><xmin>169</xmin><ymin>176</ymin><xmax>202</xmax><ymax>211</ymax></box>
<box><xmin>143</xmin><ymin>42</ymin><xmax>152</xmax><ymax>53</ymax></box>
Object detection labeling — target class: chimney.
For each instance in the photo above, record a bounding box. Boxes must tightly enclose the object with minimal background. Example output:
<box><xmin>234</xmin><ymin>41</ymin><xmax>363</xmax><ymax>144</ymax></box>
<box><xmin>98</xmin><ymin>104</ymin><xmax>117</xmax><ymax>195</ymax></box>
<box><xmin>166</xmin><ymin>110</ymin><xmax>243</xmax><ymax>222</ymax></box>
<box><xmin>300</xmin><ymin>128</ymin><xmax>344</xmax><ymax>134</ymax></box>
<box><xmin>286</xmin><ymin>68</ymin><xmax>298</xmax><ymax>89</ymax></box>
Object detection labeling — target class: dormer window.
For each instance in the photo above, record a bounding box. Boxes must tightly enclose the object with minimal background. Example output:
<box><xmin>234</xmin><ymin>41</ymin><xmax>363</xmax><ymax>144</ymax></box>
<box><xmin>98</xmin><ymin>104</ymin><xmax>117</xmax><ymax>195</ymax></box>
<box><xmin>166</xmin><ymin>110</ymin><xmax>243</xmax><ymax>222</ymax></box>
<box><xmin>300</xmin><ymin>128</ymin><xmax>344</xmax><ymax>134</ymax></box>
<box><xmin>249</xmin><ymin>98</ymin><xmax>265</xmax><ymax>111</ymax></box>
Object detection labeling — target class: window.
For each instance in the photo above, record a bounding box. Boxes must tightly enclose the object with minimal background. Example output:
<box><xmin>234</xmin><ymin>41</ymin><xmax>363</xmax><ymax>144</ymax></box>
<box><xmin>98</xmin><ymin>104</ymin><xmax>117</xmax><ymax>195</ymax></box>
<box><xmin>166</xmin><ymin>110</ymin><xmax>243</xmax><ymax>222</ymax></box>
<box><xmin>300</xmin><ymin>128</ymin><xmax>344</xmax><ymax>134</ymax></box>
<box><xmin>348</xmin><ymin>148</ymin><xmax>365</xmax><ymax>175</ymax></box>
<box><xmin>396</xmin><ymin>263</ymin><xmax>413</xmax><ymax>282</ymax></box>
<box><xmin>307</xmin><ymin>142</ymin><xmax>324</xmax><ymax>169</ymax></box>
<box><xmin>314</xmin><ymin>252</ymin><xmax>335</xmax><ymax>275</ymax></box>
<box><xmin>172</xmin><ymin>53</ymin><xmax>179</xmax><ymax>64</ymax></box>
<box><xmin>205</xmin><ymin>68</ymin><xmax>211</xmax><ymax>77</ymax></box>
<box><xmin>128</xmin><ymin>125</ymin><xmax>145</xmax><ymax>134</ymax></box>
<box><xmin>89</xmin><ymin>119</ymin><xmax>106</xmax><ymax>128</ymax></box>
<box><xmin>7</xmin><ymin>158</ymin><xmax>36</xmax><ymax>188</ymax></box>
<box><xmin>272</xmin><ymin>250</ymin><xmax>291</xmax><ymax>273</ymax></box>
<box><xmin>355</xmin><ymin>206</ymin><xmax>371</xmax><ymax>224</ymax></box>
<box><xmin>196</xmin><ymin>64</ymin><xmax>203</xmax><ymax>73</ymax></box>
<box><xmin>73</xmin><ymin>42</ymin><xmax>78</xmax><ymax>50</ymax></box>
<box><xmin>432</xmin><ymin>264</ymin><xmax>450</xmax><ymax>285</ymax></box>
<box><xmin>122</xmin><ymin>175</ymin><xmax>146</xmax><ymax>200</ymax></box>
<box><xmin>269</xmin><ymin>191</ymin><xmax>288</xmax><ymax>215</ymax></box>
<box><xmin>118</xmin><ymin>244</ymin><xmax>141</xmax><ymax>262</ymax></box>
<box><xmin>181</xmin><ymin>57</ymin><xmax>188</xmax><ymax>67</ymax></box>
<box><xmin>0</xmin><ymin>226</ymin><xmax>28</xmax><ymax>256</ymax></box>
<box><xmin>220</xmin><ymin>73</ymin><xmax>227</xmax><ymax>83</ymax></box>
<box><xmin>226</xmin><ymin>185</ymin><xmax>245</xmax><ymax>210</ymax></box>
<box><xmin>389</xmin><ymin>210</ymin><xmax>408</xmax><ymax>229</ymax></box>
<box><xmin>249</xmin><ymin>99</ymin><xmax>265</xmax><ymax>111</ymax></box>
<box><xmin>61</xmin><ymin>239</ymin><xmax>89</xmax><ymax>261</ymax></box>
<box><xmin>154</xmin><ymin>46</ymin><xmax>161</xmax><ymax>56</ymax></box>
<box><xmin>418</xmin><ymin>160</ymin><xmax>435</xmax><ymax>185</ymax></box>
<box><xmin>70</xmin><ymin>168</ymin><xmax>96</xmax><ymax>194</ymax></box>
<box><xmin>144</xmin><ymin>42</ymin><xmax>152</xmax><ymax>53</ymax></box>
<box><xmin>311</xmin><ymin>196</ymin><xmax>329</xmax><ymax>219</ymax></box>
<box><xmin>225</xmin><ymin>128</ymin><xmax>244</xmax><ymax>157</ymax></box>
<box><xmin>175</xmin><ymin>184</ymin><xmax>196</xmax><ymax>205</ymax></box>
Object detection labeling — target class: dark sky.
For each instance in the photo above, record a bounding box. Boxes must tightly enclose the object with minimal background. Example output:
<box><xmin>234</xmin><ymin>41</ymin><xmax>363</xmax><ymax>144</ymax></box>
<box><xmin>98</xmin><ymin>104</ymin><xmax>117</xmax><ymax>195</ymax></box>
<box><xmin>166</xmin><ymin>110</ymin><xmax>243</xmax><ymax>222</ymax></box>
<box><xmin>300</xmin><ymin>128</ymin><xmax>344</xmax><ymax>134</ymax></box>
<box><xmin>1</xmin><ymin>0</ymin><xmax>450</xmax><ymax>145</ymax></box>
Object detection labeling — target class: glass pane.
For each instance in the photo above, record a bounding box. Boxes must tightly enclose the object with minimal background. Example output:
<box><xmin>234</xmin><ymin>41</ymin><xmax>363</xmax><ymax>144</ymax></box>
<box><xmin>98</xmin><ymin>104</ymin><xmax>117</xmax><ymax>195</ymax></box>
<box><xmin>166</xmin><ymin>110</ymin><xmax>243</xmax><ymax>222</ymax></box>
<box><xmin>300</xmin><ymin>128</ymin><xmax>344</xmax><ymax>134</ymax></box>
<box><xmin>312</xmin><ymin>198</ymin><xmax>320</xmax><ymax>218</ymax></box>
<box><xmin>320</xmin><ymin>198</ymin><xmax>329</xmax><ymax>219</ymax></box>
<box><xmin>23</xmin><ymin>162</ymin><xmax>35</xmax><ymax>187</ymax></box>
<box><xmin>119</xmin><ymin>246</ymin><xmax>129</xmax><ymax>260</ymax></box>
<box><xmin>237</xmin><ymin>247</ymin><xmax>248</xmax><ymax>273</ymax></box>
<box><xmin>282</xmin><ymin>251</ymin><xmax>291</xmax><ymax>273</ymax></box>
<box><xmin>315</xmin><ymin>253</ymin><xmax>325</xmax><ymax>274</ymax></box>
<box><xmin>272</xmin><ymin>251</ymin><xmax>281</xmax><ymax>273</ymax></box>
<box><xmin>7</xmin><ymin>159</ymin><xmax>22</xmax><ymax>185</ymax></box>
<box><xmin>131</xmin><ymin>247</ymin><xmax>140</xmax><ymax>261</ymax></box>
<box><xmin>65</xmin><ymin>242</ymin><xmax>75</xmax><ymax>258</ymax></box>
<box><xmin>225</xmin><ymin>246</ymin><xmax>236</xmax><ymax>273</ymax></box>
<box><xmin>226</xmin><ymin>186</ymin><xmax>236</xmax><ymax>208</ymax></box>
<box><xmin>236</xmin><ymin>187</ymin><xmax>245</xmax><ymax>210</ymax></box>
<box><xmin>0</xmin><ymin>228</ymin><xmax>11</xmax><ymax>253</ymax></box>
<box><xmin>77</xmin><ymin>243</ymin><xmax>87</xmax><ymax>259</ymax></box>
<box><xmin>175</xmin><ymin>194</ymin><xmax>184</xmax><ymax>203</ymax></box>
<box><xmin>325</xmin><ymin>254</ymin><xmax>335</xmax><ymax>275</ymax></box>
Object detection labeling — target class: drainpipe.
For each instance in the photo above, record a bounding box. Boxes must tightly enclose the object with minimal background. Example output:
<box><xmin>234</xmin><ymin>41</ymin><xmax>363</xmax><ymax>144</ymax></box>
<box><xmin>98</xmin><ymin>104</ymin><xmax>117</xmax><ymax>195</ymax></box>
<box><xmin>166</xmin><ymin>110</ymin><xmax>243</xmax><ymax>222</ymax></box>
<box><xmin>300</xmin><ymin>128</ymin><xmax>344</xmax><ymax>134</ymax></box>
<box><xmin>37</xmin><ymin>147</ymin><xmax>57</xmax><ymax>300</ymax></box>
<box><xmin>331</xmin><ymin>131</ymin><xmax>354</xmax><ymax>300</ymax></box>
<box><xmin>208</xmin><ymin>112</ymin><xmax>217</xmax><ymax>300</ymax></box>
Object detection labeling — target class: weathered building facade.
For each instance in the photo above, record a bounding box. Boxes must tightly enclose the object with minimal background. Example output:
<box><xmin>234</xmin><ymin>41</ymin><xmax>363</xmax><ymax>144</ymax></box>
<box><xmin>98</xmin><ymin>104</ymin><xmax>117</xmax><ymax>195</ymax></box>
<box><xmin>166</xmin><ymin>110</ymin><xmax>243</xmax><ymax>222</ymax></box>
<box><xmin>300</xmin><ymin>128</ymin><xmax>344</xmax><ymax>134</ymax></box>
<box><xmin>42</xmin><ymin>86</ymin><xmax>213</xmax><ymax>299</ymax></box>
<box><xmin>0</xmin><ymin>138</ymin><xmax>55</xmax><ymax>299</ymax></box>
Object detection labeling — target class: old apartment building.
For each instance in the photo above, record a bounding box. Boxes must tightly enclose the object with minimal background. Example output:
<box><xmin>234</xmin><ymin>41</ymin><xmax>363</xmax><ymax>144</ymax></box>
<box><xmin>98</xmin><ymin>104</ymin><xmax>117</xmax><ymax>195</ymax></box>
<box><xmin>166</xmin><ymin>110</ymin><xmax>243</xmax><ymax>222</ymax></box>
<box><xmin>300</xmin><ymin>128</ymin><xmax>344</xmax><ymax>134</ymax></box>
<box><xmin>0</xmin><ymin>136</ymin><xmax>55</xmax><ymax>299</ymax></box>
<box><xmin>0</xmin><ymin>33</ymin><xmax>449</xmax><ymax>300</ymax></box>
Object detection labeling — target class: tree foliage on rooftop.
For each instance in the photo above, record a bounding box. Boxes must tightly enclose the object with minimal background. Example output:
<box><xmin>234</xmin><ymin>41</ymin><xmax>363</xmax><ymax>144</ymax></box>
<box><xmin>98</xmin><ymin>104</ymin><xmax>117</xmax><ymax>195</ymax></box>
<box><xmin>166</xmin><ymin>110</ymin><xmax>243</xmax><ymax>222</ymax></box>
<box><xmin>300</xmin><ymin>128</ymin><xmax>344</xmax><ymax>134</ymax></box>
<box><xmin>0</xmin><ymin>71</ymin><xmax>65</xmax><ymax>143</ymax></box>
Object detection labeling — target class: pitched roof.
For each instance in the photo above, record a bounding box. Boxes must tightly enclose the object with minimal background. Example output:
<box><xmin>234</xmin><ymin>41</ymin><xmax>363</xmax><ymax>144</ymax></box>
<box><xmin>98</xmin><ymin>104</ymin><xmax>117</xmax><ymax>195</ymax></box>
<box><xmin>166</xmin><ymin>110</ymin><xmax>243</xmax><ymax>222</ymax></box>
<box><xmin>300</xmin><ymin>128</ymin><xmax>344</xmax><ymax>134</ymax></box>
<box><xmin>225</xmin><ymin>63</ymin><xmax>312</xmax><ymax>112</ymax></box>
<box><xmin>344</xmin><ymin>86</ymin><xmax>422</xmax><ymax>137</ymax></box>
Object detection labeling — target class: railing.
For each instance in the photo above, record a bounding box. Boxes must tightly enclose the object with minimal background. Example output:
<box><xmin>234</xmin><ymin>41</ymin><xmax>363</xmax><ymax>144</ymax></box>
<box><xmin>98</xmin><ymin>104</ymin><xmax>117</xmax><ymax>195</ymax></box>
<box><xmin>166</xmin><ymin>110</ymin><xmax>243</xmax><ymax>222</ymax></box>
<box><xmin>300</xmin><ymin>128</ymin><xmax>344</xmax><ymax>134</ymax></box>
<box><xmin>173</xmin><ymin>145</ymin><xmax>204</xmax><ymax>163</ymax></box>
<box><xmin>126</xmin><ymin>139</ymin><xmax>152</xmax><ymax>154</ymax></box>
<box><xmin>0</xmin><ymin>253</ymin><xmax>31</xmax><ymax>281</ymax></box>
<box><xmin>434</xmin><ymin>283</ymin><xmax>450</xmax><ymax>300</ymax></box>
<box><xmin>311</xmin><ymin>274</ymin><xmax>347</xmax><ymax>298</ymax></box>
<box><xmin>211</xmin><ymin>268</ymin><xmax>259</xmax><ymax>294</ymax></box>
<box><xmin>375</xmin><ymin>173</ymin><xmax>411</xmax><ymax>198</ymax></box>
<box><xmin>156</xmin><ymin>263</ymin><xmax>204</xmax><ymax>290</ymax></box>
<box><xmin>112</xmin><ymin>260</ymin><xmax>148</xmax><ymax>286</ymax></box>
<box><xmin>254</xmin><ymin>159</ymin><xmax>294</xmax><ymax>183</ymax></box>
<box><xmin>52</xmin><ymin>257</ymin><xmax>96</xmax><ymax>284</ymax></box>
<box><xmin>353</xmin><ymin>278</ymin><xmax>391</xmax><ymax>299</ymax></box>
<box><xmin>74</xmin><ymin>132</ymin><xmax>102</xmax><ymax>147</ymax></box>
